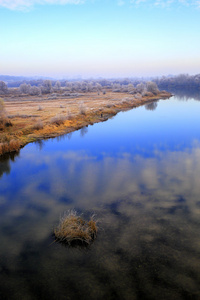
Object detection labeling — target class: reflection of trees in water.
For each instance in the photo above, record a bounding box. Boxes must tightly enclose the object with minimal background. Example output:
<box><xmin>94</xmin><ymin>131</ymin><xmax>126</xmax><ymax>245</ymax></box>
<box><xmin>34</xmin><ymin>140</ymin><xmax>44</xmax><ymax>151</ymax></box>
<box><xmin>67</xmin><ymin>132</ymin><xmax>72</xmax><ymax>140</ymax></box>
<box><xmin>0</xmin><ymin>151</ymin><xmax>19</xmax><ymax>178</ymax></box>
<box><xmin>0</xmin><ymin>160</ymin><xmax>10</xmax><ymax>178</ymax></box>
<box><xmin>80</xmin><ymin>126</ymin><xmax>88</xmax><ymax>137</ymax></box>
<box><xmin>54</xmin><ymin>132</ymin><xmax>73</xmax><ymax>142</ymax></box>
<box><xmin>145</xmin><ymin>101</ymin><xmax>158</xmax><ymax>111</ymax></box>
<box><xmin>166</xmin><ymin>88</ymin><xmax>200</xmax><ymax>101</ymax></box>
<box><xmin>56</xmin><ymin>134</ymin><xmax>67</xmax><ymax>143</ymax></box>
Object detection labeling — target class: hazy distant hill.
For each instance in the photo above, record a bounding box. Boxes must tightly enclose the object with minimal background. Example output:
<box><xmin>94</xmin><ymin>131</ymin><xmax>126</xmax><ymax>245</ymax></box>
<box><xmin>0</xmin><ymin>75</ymin><xmax>30</xmax><ymax>82</ymax></box>
<box><xmin>0</xmin><ymin>75</ymin><xmax>55</xmax><ymax>87</ymax></box>
<box><xmin>0</xmin><ymin>75</ymin><xmax>54</xmax><ymax>83</ymax></box>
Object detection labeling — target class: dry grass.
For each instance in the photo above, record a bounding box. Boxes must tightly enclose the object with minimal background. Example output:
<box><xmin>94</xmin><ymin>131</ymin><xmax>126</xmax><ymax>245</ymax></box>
<box><xmin>54</xmin><ymin>210</ymin><xmax>97</xmax><ymax>245</ymax></box>
<box><xmin>0</xmin><ymin>139</ymin><xmax>20</xmax><ymax>155</ymax></box>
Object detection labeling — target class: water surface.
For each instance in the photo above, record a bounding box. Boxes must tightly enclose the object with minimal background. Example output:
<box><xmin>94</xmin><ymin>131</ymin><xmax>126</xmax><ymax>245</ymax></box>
<box><xmin>0</xmin><ymin>95</ymin><xmax>200</xmax><ymax>299</ymax></box>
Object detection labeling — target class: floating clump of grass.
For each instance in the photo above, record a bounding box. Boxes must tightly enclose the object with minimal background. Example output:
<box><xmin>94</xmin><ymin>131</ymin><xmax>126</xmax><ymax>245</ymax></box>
<box><xmin>54</xmin><ymin>210</ymin><xmax>97</xmax><ymax>246</ymax></box>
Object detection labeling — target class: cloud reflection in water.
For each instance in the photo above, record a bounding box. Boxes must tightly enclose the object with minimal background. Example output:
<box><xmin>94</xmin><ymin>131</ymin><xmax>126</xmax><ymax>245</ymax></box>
<box><xmin>0</xmin><ymin>138</ymin><xmax>200</xmax><ymax>298</ymax></box>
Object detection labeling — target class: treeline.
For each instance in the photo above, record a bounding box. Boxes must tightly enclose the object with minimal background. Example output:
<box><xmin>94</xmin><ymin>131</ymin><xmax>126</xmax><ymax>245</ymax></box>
<box><xmin>5</xmin><ymin>77</ymin><xmax>150</xmax><ymax>89</ymax></box>
<box><xmin>154</xmin><ymin>74</ymin><xmax>200</xmax><ymax>90</ymax></box>
<box><xmin>0</xmin><ymin>79</ymin><xmax>160</xmax><ymax>97</ymax></box>
<box><xmin>2</xmin><ymin>73</ymin><xmax>200</xmax><ymax>91</ymax></box>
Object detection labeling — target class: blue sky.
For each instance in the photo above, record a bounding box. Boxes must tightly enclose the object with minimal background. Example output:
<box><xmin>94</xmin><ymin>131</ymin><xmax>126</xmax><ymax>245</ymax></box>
<box><xmin>0</xmin><ymin>0</ymin><xmax>200</xmax><ymax>78</ymax></box>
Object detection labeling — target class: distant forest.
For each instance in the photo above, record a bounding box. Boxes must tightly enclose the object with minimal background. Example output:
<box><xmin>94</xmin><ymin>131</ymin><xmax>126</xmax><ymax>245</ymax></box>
<box><xmin>1</xmin><ymin>74</ymin><xmax>200</xmax><ymax>90</ymax></box>
<box><xmin>154</xmin><ymin>74</ymin><xmax>200</xmax><ymax>90</ymax></box>
<box><xmin>0</xmin><ymin>75</ymin><xmax>151</xmax><ymax>88</ymax></box>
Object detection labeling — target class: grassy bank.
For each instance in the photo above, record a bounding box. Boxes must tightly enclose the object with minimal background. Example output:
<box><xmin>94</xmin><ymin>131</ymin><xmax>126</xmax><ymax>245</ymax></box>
<box><xmin>0</xmin><ymin>90</ymin><xmax>171</xmax><ymax>156</ymax></box>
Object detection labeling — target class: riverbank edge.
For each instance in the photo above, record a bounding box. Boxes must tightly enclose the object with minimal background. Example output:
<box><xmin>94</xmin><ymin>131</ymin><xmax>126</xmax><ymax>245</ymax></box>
<box><xmin>0</xmin><ymin>91</ymin><xmax>172</xmax><ymax>156</ymax></box>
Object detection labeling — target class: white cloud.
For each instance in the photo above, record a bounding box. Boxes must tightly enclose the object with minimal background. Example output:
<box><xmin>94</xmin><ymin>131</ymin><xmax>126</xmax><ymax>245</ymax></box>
<box><xmin>0</xmin><ymin>0</ymin><xmax>85</xmax><ymax>10</ymax></box>
<box><xmin>0</xmin><ymin>0</ymin><xmax>200</xmax><ymax>10</ymax></box>
<box><xmin>130</xmin><ymin>0</ymin><xmax>200</xmax><ymax>8</ymax></box>
<box><xmin>117</xmin><ymin>0</ymin><xmax>125</xmax><ymax>6</ymax></box>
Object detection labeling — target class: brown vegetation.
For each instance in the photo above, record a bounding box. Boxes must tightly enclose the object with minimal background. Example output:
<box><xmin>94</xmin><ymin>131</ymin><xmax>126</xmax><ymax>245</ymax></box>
<box><xmin>0</xmin><ymin>139</ymin><xmax>20</xmax><ymax>156</ymax></box>
<box><xmin>0</xmin><ymin>98</ymin><xmax>12</xmax><ymax>131</ymax></box>
<box><xmin>32</xmin><ymin>119</ymin><xmax>44</xmax><ymax>130</ymax></box>
<box><xmin>54</xmin><ymin>210</ymin><xmax>97</xmax><ymax>245</ymax></box>
<box><xmin>50</xmin><ymin>114</ymin><xmax>67</xmax><ymax>125</ymax></box>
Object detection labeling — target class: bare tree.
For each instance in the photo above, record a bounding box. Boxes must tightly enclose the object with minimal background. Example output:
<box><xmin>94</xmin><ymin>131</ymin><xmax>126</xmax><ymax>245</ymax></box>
<box><xmin>65</xmin><ymin>81</ymin><xmax>72</xmax><ymax>91</ymax></box>
<box><xmin>146</xmin><ymin>81</ymin><xmax>159</xmax><ymax>94</ymax></box>
<box><xmin>29</xmin><ymin>86</ymin><xmax>41</xmax><ymax>96</ymax></box>
<box><xmin>136</xmin><ymin>83</ymin><xmax>145</xmax><ymax>93</ymax></box>
<box><xmin>42</xmin><ymin>80</ymin><xmax>52</xmax><ymax>94</ymax></box>
<box><xmin>80</xmin><ymin>82</ymin><xmax>88</xmax><ymax>92</ymax></box>
<box><xmin>54</xmin><ymin>81</ymin><xmax>61</xmax><ymax>91</ymax></box>
<box><xmin>96</xmin><ymin>83</ymin><xmax>102</xmax><ymax>92</ymax></box>
<box><xmin>0</xmin><ymin>81</ymin><xmax>8</xmax><ymax>94</ymax></box>
<box><xmin>19</xmin><ymin>83</ymin><xmax>31</xmax><ymax>94</ymax></box>
<box><xmin>87</xmin><ymin>82</ymin><xmax>93</xmax><ymax>92</ymax></box>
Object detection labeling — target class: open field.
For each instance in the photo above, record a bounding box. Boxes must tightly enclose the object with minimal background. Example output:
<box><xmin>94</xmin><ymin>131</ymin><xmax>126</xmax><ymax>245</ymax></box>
<box><xmin>0</xmin><ymin>89</ymin><xmax>171</xmax><ymax>156</ymax></box>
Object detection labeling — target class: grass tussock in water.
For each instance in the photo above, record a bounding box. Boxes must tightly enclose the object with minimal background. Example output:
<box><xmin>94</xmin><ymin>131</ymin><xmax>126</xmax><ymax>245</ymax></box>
<box><xmin>54</xmin><ymin>210</ymin><xmax>97</xmax><ymax>245</ymax></box>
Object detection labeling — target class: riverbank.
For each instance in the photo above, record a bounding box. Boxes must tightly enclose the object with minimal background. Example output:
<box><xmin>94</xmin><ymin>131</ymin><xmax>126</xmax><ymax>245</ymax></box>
<box><xmin>0</xmin><ymin>90</ymin><xmax>171</xmax><ymax>155</ymax></box>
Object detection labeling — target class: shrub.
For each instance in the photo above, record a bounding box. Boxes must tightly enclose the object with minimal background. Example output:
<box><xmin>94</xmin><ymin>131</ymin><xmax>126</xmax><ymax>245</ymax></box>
<box><xmin>106</xmin><ymin>104</ymin><xmax>112</xmax><ymax>108</ymax></box>
<box><xmin>135</xmin><ymin>93</ymin><xmax>142</xmax><ymax>99</ymax></box>
<box><xmin>122</xmin><ymin>97</ymin><xmax>132</xmax><ymax>103</ymax></box>
<box><xmin>79</xmin><ymin>101</ymin><xmax>86</xmax><ymax>115</ymax></box>
<box><xmin>50</xmin><ymin>114</ymin><xmax>66</xmax><ymax>125</ymax></box>
<box><xmin>47</xmin><ymin>95</ymin><xmax>57</xmax><ymax>100</ymax></box>
<box><xmin>62</xmin><ymin>92</ymin><xmax>71</xmax><ymax>97</ymax></box>
<box><xmin>54</xmin><ymin>210</ymin><xmax>97</xmax><ymax>245</ymax></box>
<box><xmin>37</xmin><ymin>105</ymin><xmax>43</xmax><ymax>111</ymax></box>
<box><xmin>33</xmin><ymin>120</ymin><xmax>44</xmax><ymax>130</ymax></box>
<box><xmin>67</xmin><ymin>110</ymin><xmax>72</xmax><ymax>119</ymax></box>
<box><xmin>141</xmin><ymin>90</ymin><xmax>154</xmax><ymax>97</ymax></box>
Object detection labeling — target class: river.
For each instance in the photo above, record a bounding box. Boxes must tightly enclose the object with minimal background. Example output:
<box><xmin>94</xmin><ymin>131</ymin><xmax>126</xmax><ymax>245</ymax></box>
<box><xmin>0</xmin><ymin>93</ymin><xmax>200</xmax><ymax>299</ymax></box>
